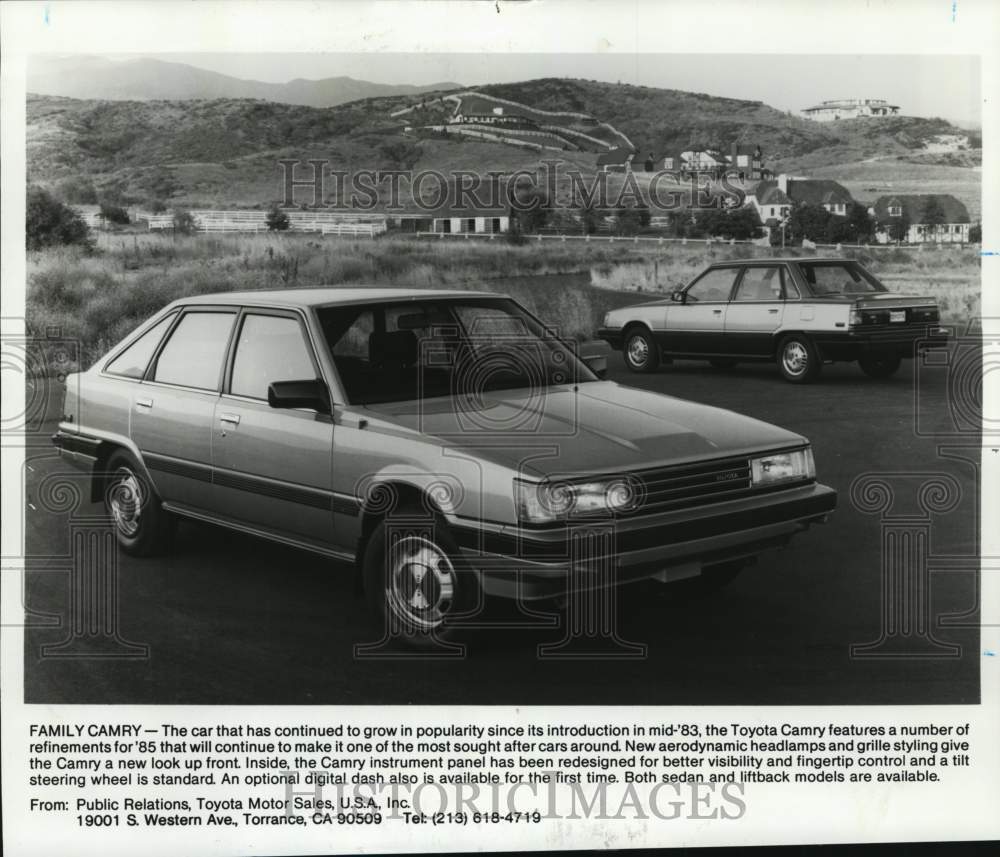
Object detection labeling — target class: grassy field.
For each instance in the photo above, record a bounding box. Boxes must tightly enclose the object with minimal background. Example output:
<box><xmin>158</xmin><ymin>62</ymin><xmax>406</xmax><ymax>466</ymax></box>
<box><xmin>26</xmin><ymin>233</ymin><xmax>980</xmax><ymax>371</ymax></box>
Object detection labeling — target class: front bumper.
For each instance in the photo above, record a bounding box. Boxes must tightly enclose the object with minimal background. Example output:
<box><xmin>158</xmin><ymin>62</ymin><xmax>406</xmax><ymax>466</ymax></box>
<box><xmin>451</xmin><ymin>482</ymin><xmax>836</xmax><ymax>600</ymax></box>
<box><xmin>597</xmin><ymin>327</ymin><xmax>625</xmax><ymax>350</ymax></box>
<box><xmin>814</xmin><ymin>326</ymin><xmax>950</xmax><ymax>361</ymax></box>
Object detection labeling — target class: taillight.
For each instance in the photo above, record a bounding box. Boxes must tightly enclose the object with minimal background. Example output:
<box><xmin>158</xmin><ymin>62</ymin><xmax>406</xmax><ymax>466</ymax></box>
<box><xmin>849</xmin><ymin>309</ymin><xmax>862</xmax><ymax>327</ymax></box>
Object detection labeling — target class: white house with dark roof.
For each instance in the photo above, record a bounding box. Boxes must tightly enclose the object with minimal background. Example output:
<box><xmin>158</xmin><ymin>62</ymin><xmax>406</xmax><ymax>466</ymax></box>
<box><xmin>777</xmin><ymin>175</ymin><xmax>854</xmax><ymax>216</ymax></box>
<box><xmin>870</xmin><ymin>194</ymin><xmax>971</xmax><ymax>244</ymax></box>
<box><xmin>744</xmin><ymin>181</ymin><xmax>793</xmax><ymax>234</ymax></box>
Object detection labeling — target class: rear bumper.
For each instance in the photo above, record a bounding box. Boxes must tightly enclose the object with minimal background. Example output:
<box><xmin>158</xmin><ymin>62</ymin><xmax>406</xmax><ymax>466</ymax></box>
<box><xmin>452</xmin><ymin>482</ymin><xmax>837</xmax><ymax>600</ymax></box>
<box><xmin>814</xmin><ymin>327</ymin><xmax>950</xmax><ymax>361</ymax></box>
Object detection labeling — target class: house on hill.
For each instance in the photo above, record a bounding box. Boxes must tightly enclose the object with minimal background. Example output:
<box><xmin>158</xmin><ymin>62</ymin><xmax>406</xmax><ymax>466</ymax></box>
<box><xmin>870</xmin><ymin>194</ymin><xmax>970</xmax><ymax>244</ymax></box>
<box><xmin>596</xmin><ymin>147</ymin><xmax>636</xmax><ymax>173</ymax></box>
<box><xmin>801</xmin><ymin>98</ymin><xmax>900</xmax><ymax>122</ymax></box>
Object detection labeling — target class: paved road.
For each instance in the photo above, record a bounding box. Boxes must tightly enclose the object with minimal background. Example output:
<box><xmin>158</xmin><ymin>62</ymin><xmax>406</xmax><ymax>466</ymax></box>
<box><xmin>22</xmin><ymin>348</ymin><xmax>981</xmax><ymax>705</ymax></box>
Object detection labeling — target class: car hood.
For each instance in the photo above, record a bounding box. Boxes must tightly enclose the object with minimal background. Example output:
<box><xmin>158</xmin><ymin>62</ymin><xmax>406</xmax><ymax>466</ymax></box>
<box><xmin>362</xmin><ymin>381</ymin><xmax>806</xmax><ymax>477</ymax></box>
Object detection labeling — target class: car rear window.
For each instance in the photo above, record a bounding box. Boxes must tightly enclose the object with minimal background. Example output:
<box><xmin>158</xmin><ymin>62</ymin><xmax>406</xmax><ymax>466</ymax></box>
<box><xmin>104</xmin><ymin>313</ymin><xmax>176</xmax><ymax>379</ymax></box>
<box><xmin>798</xmin><ymin>262</ymin><xmax>885</xmax><ymax>296</ymax></box>
<box><xmin>152</xmin><ymin>311</ymin><xmax>236</xmax><ymax>390</ymax></box>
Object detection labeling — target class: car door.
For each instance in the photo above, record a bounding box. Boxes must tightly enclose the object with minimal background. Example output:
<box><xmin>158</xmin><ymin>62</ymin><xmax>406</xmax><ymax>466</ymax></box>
<box><xmin>663</xmin><ymin>266</ymin><xmax>739</xmax><ymax>353</ymax></box>
<box><xmin>723</xmin><ymin>265</ymin><xmax>790</xmax><ymax>356</ymax></box>
<box><xmin>131</xmin><ymin>308</ymin><xmax>237</xmax><ymax>510</ymax></box>
<box><xmin>211</xmin><ymin>308</ymin><xmax>335</xmax><ymax>543</ymax></box>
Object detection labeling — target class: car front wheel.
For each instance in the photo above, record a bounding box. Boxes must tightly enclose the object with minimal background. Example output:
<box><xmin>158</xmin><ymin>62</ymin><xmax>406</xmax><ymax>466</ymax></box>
<box><xmin>623</xmin><ymin>328</ymin><xmax>659</xmax><ymax>373</ymax></box>
<box><xmin>858</xmin><ymin>354</ymin><xmax>902</xmax><ymax>378</ymax></box>
<box><xmin>777</xmin><ymin>335</ymin><xmax>821</xmax><ymax>383</ymax></box>
<box><xmin>104</xmin><ymin>450</ymin><xmax>174</xmax><ymax>555</ymax></box>
<box><xmin>363</xmin><ymin>511</ymin><xmax>479</xmax><ymax>647</ymax></box>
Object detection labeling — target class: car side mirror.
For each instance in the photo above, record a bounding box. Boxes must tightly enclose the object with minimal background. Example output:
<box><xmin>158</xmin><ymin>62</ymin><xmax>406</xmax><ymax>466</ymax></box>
<box><xmin>267</xmin><ymin>379</ymin><xmax>331</xmax><ymax>414</ymax></box>
<box><xmin>671</xmin><ymin>290</ymin><xmax>686</xmax><ymax>303</ymax></box>
<box><xmin>583</xmin><ymin>353</ymin><xmax>608</xmax><ymax>379</ymax></box>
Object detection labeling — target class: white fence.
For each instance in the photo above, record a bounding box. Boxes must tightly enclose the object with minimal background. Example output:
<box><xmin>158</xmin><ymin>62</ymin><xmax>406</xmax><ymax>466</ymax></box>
<box><xmin>416</xmin><ymin>231</ymin><xmax>977</xmax><ymax>250</ymax></box>
<box><xmin>146</xmin><ymin>210</ymin><xmax>387</xmax><ymax>236</ymax></box>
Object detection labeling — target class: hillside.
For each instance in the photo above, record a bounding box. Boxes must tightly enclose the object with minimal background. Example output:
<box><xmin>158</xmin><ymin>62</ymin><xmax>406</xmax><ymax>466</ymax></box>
<box><xmin>25</xmin><ymin>78</ymin><xmax>980</xmax><ymax>213</ymax></box>
<box><xmin>27</xmin><ymin>56</ymin><xmax>460</xmax><ymax>107</ymax></box>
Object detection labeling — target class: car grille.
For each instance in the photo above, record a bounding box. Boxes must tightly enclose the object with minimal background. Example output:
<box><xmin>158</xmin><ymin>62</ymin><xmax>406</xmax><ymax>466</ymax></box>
<box><xmin>634</xmin><ymin>455</ymin><xmax>753</xmax><ymax>514</ymax></box>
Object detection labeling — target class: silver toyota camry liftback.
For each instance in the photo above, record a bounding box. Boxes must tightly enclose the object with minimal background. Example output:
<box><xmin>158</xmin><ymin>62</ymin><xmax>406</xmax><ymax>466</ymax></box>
<box><xmin>53</xmin><ymin>287</ymin><xmax>837</xmax><ymax>645</ymax></box>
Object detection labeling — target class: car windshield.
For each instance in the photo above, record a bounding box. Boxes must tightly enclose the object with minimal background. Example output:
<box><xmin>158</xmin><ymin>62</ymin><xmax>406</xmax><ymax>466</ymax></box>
<box><xmin>798</xmin><ymin>261</ymin><xmax>886</xmax><ymax>297</ymax></box>
<box><xmin>317</xmin><ymin>297</ymin><xmax>598</xmax><ymax>405</ymax></box>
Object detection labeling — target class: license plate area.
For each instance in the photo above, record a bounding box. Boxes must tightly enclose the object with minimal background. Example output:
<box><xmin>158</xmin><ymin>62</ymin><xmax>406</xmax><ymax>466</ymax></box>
<box><xmin>890</xmin><ymin>310</ymin><xmax>906</xmax><ymax>323</ymax></box>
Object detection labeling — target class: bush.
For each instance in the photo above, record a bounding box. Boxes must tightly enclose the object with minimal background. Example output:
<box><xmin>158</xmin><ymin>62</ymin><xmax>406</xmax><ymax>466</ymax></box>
<box><xmin>970</xmin><ymin>222</ymin><xmax>981</xmax><ymax>244</ymax></box>
<box><xmin>265</xmin><ymin>203</ymin><xmax>290</xmax><ymax>232</ymax></box>
<box><xmin>99</xmin><ymin>203</ymin><xmax>130</xmax><ymax>225</ymax></box>
<box><xmin>26</xmin><ymin>187</ymin><xmax>91</xmax><ymax>251</ymax></box>
<box><xmin>172</xmin><ymin>209</ymin><xmax>197</xmax><ymax>235</ymax></box>
<box><xmin>150</xmin><ymin>199</ymin><xmax>168</xmax><ymax>214</ymax></box>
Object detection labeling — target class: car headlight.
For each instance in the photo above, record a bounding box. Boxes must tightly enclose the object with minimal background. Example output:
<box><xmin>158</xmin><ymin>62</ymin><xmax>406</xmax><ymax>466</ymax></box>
<box><xmin>602</xmin><ymin>312</ymin><xmax>616</xmax><ymax>328</ymax></box>
<box><xmin>750</xmin><ymin>448</ymin><xmax>815</xmax><ymax>487</ymax></box>
<box><xmin>514</xmin><ymin>477</ymin><xmax>638</xmax><ymax>523</ymax></box>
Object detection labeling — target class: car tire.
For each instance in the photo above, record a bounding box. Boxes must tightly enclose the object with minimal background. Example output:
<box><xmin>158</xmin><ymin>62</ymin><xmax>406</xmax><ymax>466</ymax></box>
<box><xmin>363</xmin><ymin>509</ymin><xmax>480</xmax><ymax>648</ymax></box>
<box><xmin>623</xmin><ymin>327</ymin><xmax>660</xmax><ymax>373</ymax></box>
<box><xmin>777</xmin><ymin>335</ymin><xmax>821</xmax><ymax>383</ymax></box>
<box><xmin>858</xmin><ymin>354</ymin><xmax>902</xmax><ymax>379</ymax></box>
<box><xmin>104</xmin><ymin>450</ymin><xmax>175</xmax><ymax>556</ymax></box>
<box><xmin>709</xmin><ymin>358</ymin><xmax>738</xmax><ymax>370</ymax></box>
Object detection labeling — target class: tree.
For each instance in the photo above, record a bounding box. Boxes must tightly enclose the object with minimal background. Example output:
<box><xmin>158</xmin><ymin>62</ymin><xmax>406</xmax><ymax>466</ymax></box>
<box><xmin>887</xmin><ymin>215</ymin><xmax>911</xmax><ymax>243</ymax></box>
<box><xmin>578</xmin><ymin>201</ymin><xmax>601</xmax><ymax>235</ymax></box>
<box><xmin>265</xmin><ymin>203</ymin><xmax>290</xmax><ymax>231</ymax></box>
<box><xmin>615</xmin><ymin>206</ymin><xmax>643</xmax><ymax>236</ymax></box>
<box><xmin>99</xmin><ymin>202</ymin><xmax>130</xmax><ymax>225</ymax></box>
<box><xmin>845</xmin><ymin>202</ymin><xmax>875</xmax><ymax>243</ymax></box>
<box><xmin>970</xmin><ymin>222</ymin><xmax>982</xmax><ymax>244</ymax></box>
<box><xmin>172</xmin><ymin>209</ymin><xmax>197</xmax><ymax>235</ymax></box>
<box><xmin>26</xmin><ymin>187</ymin><xmax>91</xmax><ymax>251</ymax></box>
<box><xmin>787</xmin><ymin>203</ymin><xmax>831</xmax><ymax>244</ymax></box>
<box><xmin>510</xmin><ymin>186</ymin><xmax>551</xmax><ymax>234</ymax></box>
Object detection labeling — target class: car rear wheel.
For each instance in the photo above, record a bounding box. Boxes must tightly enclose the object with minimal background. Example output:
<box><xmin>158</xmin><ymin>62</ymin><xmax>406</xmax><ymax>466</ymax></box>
<box><xmin>104</xmin><ymin>450</ymin><xmax>174</xmax><ymax>556</ymax></box>
<box><xmin>858</xmin><ymin>354</ymin><xmax>902</xmax><ymax>379</ymax></box>
<box><xmin>777</xmin><ymin>335</ymin><xmax>821</xmax><ymax>383</ymax></box>
<box><xmin>363</xmin><ymin>510</ymin><xmax>480</xmax><ymax>647</ymax></box>
<box><xmin>623</xmin><ymin>327</ymin><xmax>659</xmax><ymax>373</ymax></box>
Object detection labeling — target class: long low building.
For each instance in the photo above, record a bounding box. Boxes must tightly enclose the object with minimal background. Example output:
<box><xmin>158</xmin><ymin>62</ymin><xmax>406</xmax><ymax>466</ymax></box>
<box><xmin>801</xmin><ymin>98</ymin><xmax>900</xmax><ymax>122</ymax></box>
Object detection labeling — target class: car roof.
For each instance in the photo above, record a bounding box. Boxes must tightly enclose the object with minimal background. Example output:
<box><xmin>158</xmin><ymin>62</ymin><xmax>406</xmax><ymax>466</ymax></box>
<box><xmin>705</xmin><ymin>257</ymin><xmax>853</xmax><ymax>268</ymax></box>
<box><xmin>172</xmin><ymin>287</ymin><xmax>504</xmax><ymax>310</ymax></box>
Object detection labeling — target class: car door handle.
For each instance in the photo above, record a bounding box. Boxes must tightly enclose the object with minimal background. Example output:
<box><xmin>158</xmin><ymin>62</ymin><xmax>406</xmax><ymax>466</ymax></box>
<box><xmin>135</xmin><ymin>397</ymin><xmax>153</xmax><ymax>409</ymax></box>
<box><xmin>768</xmin><ymin>308</ymin><xmax>780</xmax><ymax>314</ymax></box>
<box><xmin>219</xmin><ymin>413</ymin><xmax>241</xmax><ymax>426</ymax></box>
<box><xmin>712</xmin><ymin>309</ymin><xmax>723</xmax><ymax>315</ymax></box>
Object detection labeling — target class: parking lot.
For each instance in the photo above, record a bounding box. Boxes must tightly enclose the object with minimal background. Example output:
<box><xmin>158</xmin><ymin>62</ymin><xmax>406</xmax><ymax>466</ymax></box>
<box><xmin>22</xmin><ymin>347</ymin><xmax>981</xmax><ymax>706</ymax></box>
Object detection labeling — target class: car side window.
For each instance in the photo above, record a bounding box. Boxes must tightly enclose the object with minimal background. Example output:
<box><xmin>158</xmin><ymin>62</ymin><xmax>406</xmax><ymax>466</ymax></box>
<box><xmin>104</xmin><ymin>313</ymin><xmax>175</xmax><ymax>379</ymax></box>
<box><xmin>685</xmin><ymin>268</ymin><xmax>738</xmax><ymax>303</ymax></box>
<box><xmin>152</xmin><ymin>311</ymin><xmax>236</xmax><ymax>390</ymax></box>
<box><xmin>733</xmin><ymin>267</ymin><xmax>784</xmax><ymax>302</ymax></box>
<box><xmin>230</xmin><ymin>314</ymin><xmax>316</xmax><ymax>400</ymax></box>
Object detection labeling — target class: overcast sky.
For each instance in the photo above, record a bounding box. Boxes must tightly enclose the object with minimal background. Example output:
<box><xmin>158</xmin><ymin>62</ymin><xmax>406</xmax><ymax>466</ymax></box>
<box><xmin>99</xmin><ymin>52</ymin><xmax>982</xmax><ymax>124</ymax></box>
